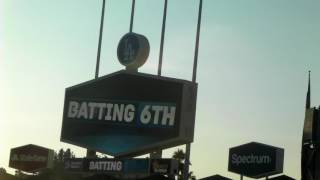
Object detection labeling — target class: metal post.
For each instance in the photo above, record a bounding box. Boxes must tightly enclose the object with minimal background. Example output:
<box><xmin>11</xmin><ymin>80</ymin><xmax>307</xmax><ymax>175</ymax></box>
<box><xmin>129</xmin><ymin>0</ymin><xmax>135</xmax><ymax>33</ymax></box>
<box><xmin>183</xmin><ymin>143</ymin><xmax>191</xmax><ymax>180</ymax></box>
<box><xmin>126</xmin><ymin>0</ymin><xmax>136</xmax><ymax>71</ymax></box>
<box><xmin>158</xmin><ymin>0</ymin><xmax>168</xmax><ymax>76</ymax></box>
<box><xmin>86</xmin><ymin>149</ymin><xmax>96</xmax><ymax>158</ymax></box>
<box><xmin>89</xmin><ymin>0</ymin><xmax>106</xmax><ymax>158</ymax></box>
<box><xmin>183</xmin><ymin>1</ymin><xmax>203</xmax><ymax>180</ymax></box>
<box><xmin>240</xmin><ymin>175</ymin><xmax>243</xmax><ymax>180</ymax></box>
<box><xmin>192</xmin><ymin>0</ymin><xmax>203</xmax><ymax>82</ymax></box>
<box><xmin>95</xmin><ymin>0</ymin><xmax>106</xmax><ymax>79</ymax></box>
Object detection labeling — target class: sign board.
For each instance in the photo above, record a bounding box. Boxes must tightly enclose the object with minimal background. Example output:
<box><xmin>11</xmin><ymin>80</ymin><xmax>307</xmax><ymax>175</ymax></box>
<box><xmin>150</xmin><ymin>159</ymin><xmax>179</xmax><ymax>175</ymax></box>
<box><xmin>228</xmin><ymin>142</ymin><xmax>284</xmax><ymax>179</ymax></box>
<box><xmin>268</xmin><ymin>175</ymin><xmax>295</xmax><ymax>180</ymax></box>
<box><xmin>117</xmin><ymin>33</ymin><xmax>150</xmax><ymax>69</ymax></box>
<box><xmin>199</xmin><ymin>175</ymin><xmax>232</xmax><ymax>180</ymax></box>
<box><xmin>66</xmin><ymin>158</ymin><xmax>127</xmax><ymax>173</ymax></box>
<box><xmin>61</xmin><ymin>70</ymin><xmax>197</xmax><ymax>157</ymax></box>
<box><xmin>9</xmin><ymin>144</ymin><xmax>54</xmax><ymax>172</ymax></box>
<box><xmin>65</xmin><ymin>158</ymin><xmax>149</xmax><ymax>174</ymax></box>
<box><xmin>65</xmin><ymin>158</ymin><xmax>178</xmax><ymax>175</ymax></box>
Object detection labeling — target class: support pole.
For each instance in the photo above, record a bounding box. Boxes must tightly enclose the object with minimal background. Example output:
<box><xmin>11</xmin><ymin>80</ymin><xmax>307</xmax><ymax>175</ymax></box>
<box><xmin>183</xmin><ymin>1</ymin><xmax>203</xmax><ymax>180</ymax></box>
<box><xmin>158</xmin><ymin>0</ymin><xmax>168</xmax><ymax>76</ymax></box>
<box><xmin>240</xmin><ymin>175</ymin><xmax>243</xmax><ymax>180</ymax></box>
<box><xmin>183</xmin><ymin>143</ymin><xmax>191</xmax><ymax>180</ymax></box>
<box><xmin>192</xmin><ymin>0</ymin><xmax>203</xmax><ymax>82</ymax></box>
<box><xmin>95</xmin><ymin>0</ymin><xmax>106</xmax><ymax>79</ymax></box>
<box><xmin>89</xmin><ymin>0</ymin><xmax>106</xmax><ymax>158</ymax></box>
<box><xmin>86</xmin><ymin>150</ymin><xmax>96</xmax><ymax>158</ymax></box>
<box><xmin>126</xmin><ymin>0</ymin><xmax>136</xmax><ymax>71</ymax></box>
<box><xmin>129</xmin><ymin>0</ymin><xmax>135</xmax><ymax>33</ymax></box>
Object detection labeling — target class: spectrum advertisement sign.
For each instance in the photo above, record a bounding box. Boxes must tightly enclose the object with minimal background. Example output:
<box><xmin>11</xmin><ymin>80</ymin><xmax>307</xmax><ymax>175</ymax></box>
<box><xmin>228</xmin><ymin>142</ymin><xmax>284</xmax><ymax>178</ymax></box>
<box><xmin>61</xmin><ymin>70</ymin><xmax>197</xmax><ymax>157</ymax></box>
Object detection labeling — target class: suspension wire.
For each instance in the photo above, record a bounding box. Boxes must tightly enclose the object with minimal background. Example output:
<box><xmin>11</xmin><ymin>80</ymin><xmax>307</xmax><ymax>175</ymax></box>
<box><xmin>192</xmin><ymin>0</ymin><xmax>203</xmax><ymax>83</ymax></box>
<box><xmin>95</xmin><ymin>0</ymin><xmax>106</xmax><ymax>79</ymax></box>
<box><xmin>130</xmin><ymin>0</ymin><xmax>135</xmax><ymax>32</ymax></box>
<box><xmin>158</xmin><ymin>0</ymin><xmax>168</xmax><ymax>76</ymax></box>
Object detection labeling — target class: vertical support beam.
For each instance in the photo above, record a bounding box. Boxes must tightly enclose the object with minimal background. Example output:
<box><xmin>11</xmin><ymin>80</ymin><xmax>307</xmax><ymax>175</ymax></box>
<box><xmin>86</xmin><ymin>150</ymin><xmax>96</xmax><ymax>158</ymax></box>
<box><xmin>130</xmin><ymin>0</ymin><xmax>135</xmax><ymax>33</ymax></box>
<box><xmin>240</xmin><ymin>175</ymin><xmax>243</xmax><ymax>180</ymax></box>
<box><xmin>158</xmin><ymin>0</ymin><xmax>168</xmax><ymax>76</ymax></box>
<box><xmin>95</xmin><ymin>0</ymin><xmax>106</xmax><ymax>79</ymax></box>
<box><xmin>90</xmin><ymin>0</ymin><xmax>106</xmax><ymax>158</ymax></box>
<box><xmin>184</xmin><ymin>1</ymin><xmax>203</xmax><ymax>180</ymax></box>
<box><xmin>183</xmin><ymin>143</ymin><xmax>191</xmax><ymax>180</ymax></box>
<box><xmin>192</xmin><ymin>0</ymin><xmax>203</xmax><ymax>83</ymax></box>
<box><xmin>126</xmin><ymin>0</ymin><xmax>136</xmax><ymax>71</ymax></box>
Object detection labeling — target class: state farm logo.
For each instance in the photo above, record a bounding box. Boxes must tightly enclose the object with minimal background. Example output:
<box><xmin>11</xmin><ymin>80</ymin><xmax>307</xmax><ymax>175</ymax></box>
<box><xmin>11</xmin><ymin>154</ymin><xmax>47</xmax><ymax>162</ymax></box>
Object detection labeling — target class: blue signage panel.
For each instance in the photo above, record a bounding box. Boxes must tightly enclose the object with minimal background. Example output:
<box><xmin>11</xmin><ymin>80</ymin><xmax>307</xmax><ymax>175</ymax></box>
<box><xmin>123</xmin><ymin>159</ymin><xmax>149</xmax><ymax>173</ymax></box>
<box><xmin>61</xmin><ymin>71</ymin><xmax>197</xmax><ymax>157</ymax></box>
<box><xmin>66</xmin><ymin>99</ymin><xmax>176</xmax><ymax>128</ymax></box>
<box><xmin>65</xmin><ymin>158</ymin><xmax>149</xmax><ymax>174</ymax></box>
<box><xmin>64</xmin><ymin>158</ymin><xmax>178</xmax><ymax>175</ymax></box>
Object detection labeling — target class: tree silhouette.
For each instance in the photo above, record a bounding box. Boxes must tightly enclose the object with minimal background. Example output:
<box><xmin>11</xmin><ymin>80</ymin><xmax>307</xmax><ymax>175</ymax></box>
<box><xmin>35</xmin><ymin>148</ymin><xmax>80</xmax><ymax>180</ymax></box>
<box><xmin>0</xmin><ymin>167</ymin><xmax>6</xmax><ymax>175</ymax></box>
<box><xmin>188</xmin><ymin>171</ymin><xmax>196</xmax><ymax>180</ymax></box>
<box><xmin>172</xmin><ymin>149</ymin><xmax>185</xmax><ymax>163</ymax></box>
<box><xmin>64</xmin><ymin>148</ymin><xmax>71</xmax><ymax>159</ymax></box>
<box><xmin>172</xmin><ymin>149</ymin><xmax>196</xmax><ymax>180</ymax></box>
<box><xmin>57</xmin><ymin>148</ymin><xmax>64</xmax><ymax>161</ymax></box>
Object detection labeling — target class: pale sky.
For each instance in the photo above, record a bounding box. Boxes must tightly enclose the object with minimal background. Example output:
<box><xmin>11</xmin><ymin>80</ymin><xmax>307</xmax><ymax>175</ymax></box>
<box><xmin>1</xmin><ymin>0</ymin><xmax>320</xmax><ymax>179</ymax></box>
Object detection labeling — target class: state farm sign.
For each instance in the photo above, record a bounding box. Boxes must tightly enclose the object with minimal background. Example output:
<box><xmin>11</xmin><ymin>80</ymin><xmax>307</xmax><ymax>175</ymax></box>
<box><xmin>9</xmin><ymin>144</ymin><xmax>54</xmax><ymax>172</ymax></box>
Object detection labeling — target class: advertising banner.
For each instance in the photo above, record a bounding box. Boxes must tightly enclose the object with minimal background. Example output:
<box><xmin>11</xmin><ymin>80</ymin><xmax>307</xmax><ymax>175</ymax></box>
<box><xmin>9</xmin><ymin>144</ymin><xmax>54</xmax><ymax>172</ymax></box>
<box><xmin>65</xmin><ymin>158</ymin><xmax>149</xmax><ymax>174</ymax></box>
<box><xmin>61</xmin><ymin>70</ymin><xmax>197</xmax><ymax>157</ymax></box>
<box><xmin>228</xmin><ymin>142</ymin><xmax>284</xmax><ymax>178</ymax></box>
<box><xmin>150</xmin><ymin>159</ymin><xmax>179</xmax><ymax>175</ymax></box>
<box><xmin>65</xmin><ymin>158</ymin><xmax>178</xmax><ymax>175</ymax></box>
